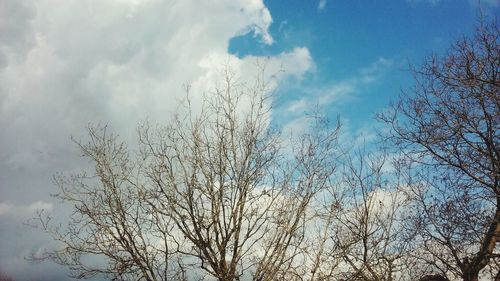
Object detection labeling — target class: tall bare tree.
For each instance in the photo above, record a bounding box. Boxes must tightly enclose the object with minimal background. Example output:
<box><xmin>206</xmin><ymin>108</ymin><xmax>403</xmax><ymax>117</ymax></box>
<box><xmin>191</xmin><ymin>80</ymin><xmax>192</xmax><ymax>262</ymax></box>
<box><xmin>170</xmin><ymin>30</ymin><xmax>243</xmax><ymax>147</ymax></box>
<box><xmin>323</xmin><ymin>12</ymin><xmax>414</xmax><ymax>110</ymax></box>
<box><xmin>138</xmin><ymin>71</ymin><xmax>341</xmax><ymax>281</ymax></box>
<box><xmin>379</xmin><ymin>19</ymin><xmax>499</xmax><ymax>281</ymax></box>
<box><xmin>36</xmin><ymin>125</ymin><xmax>185</xmax><ymax>281</ymax></box>
<box><xmin>330</xmin><ymin>151</ymin><xmax>411</xmax><ymax>281</ymax></box>
<box><xmin>36</xmin><ymin>68</ymin><xmax>341</xmax><ymax>281</ymax></box>
<box><xmin>300</xmin><ymin>148</ymin><xmax>413</xmax><ymax>281</ymax></box>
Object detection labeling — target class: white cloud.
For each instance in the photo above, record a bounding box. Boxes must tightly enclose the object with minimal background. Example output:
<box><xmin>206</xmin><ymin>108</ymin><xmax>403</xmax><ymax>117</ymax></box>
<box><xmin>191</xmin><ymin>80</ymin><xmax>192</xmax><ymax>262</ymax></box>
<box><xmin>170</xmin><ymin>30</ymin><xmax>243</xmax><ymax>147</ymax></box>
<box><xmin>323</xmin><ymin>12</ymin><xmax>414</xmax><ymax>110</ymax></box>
<box><xmin>0</xmin><ymin>201</ymin><xmax>53</xmax><ymax>217</ymax></box>
<box><xmin>0</xmin><ymin>202</ymin><xmax>10</xmax><ymax>215</ymax></box>
<box><xmin>0</xmin><ymin>1</ymin><xmax>313</xmax><ymax>279</ymax></box>
<box><xmin>0</xmin><ymin>0</ymin><xmax>312</xmax><ymax>197</ymax></box>
<box><xmin>0</xmin><ymin>0</ymin><xmax>36</xmax><ymax>61</ymax></box>
<box><xmin>195</xmin><ymin>47</ymin><xmax>312</xmax><ymax>88</ymax></box>
<box><xmin>281</xmin><ymin>57</ymin><xmax>392</xmax><ymax>136</ymax></box>
<box><xmin>318</xmin><ymin>0</ymin><xmax>327</xmax><ymax>11</ymax></box>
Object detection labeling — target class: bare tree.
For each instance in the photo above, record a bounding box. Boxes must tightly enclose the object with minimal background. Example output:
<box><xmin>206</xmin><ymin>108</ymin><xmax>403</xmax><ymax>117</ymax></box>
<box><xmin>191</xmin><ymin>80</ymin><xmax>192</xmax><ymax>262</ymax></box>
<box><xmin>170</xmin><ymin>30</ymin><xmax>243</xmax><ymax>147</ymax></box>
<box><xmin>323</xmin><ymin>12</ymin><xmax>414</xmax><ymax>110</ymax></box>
<box><xmin>379</xmin><ymin>19</ymin><xmax>499</xmax><ymax>281</ymax></box>
<box><xmin>138</xmin><ymin>71</ymin><xmax>341</xmax><ymax>281</ymax></box>
<box><xmin>35</xmin><ymin>125</ymin><xmax>185</xmax><ymax>281</ymax></box>
<box><xmin>36</xmin><ymin>68</ymin><xmax>341</xmax><ymax>281</ymax></box>
<box><xmin>317</xmin><ymin>150</ymin><xmax>412</xmax><ymax>281</ymax></box>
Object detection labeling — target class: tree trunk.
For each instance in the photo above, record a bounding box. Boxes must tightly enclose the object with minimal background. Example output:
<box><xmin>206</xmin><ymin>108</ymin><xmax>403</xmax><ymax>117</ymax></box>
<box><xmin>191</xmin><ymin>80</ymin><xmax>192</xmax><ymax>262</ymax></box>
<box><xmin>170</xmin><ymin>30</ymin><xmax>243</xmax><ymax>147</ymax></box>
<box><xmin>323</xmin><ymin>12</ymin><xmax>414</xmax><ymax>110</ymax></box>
<box><xmin>462</xmin><ymin>201</ymin><xmax>500</xmax><ymax>281</ymax></box>
<box><xmin>462</xmin><ymin>272</ymin><xmax>479</xmax><ymax>281</ymax></box>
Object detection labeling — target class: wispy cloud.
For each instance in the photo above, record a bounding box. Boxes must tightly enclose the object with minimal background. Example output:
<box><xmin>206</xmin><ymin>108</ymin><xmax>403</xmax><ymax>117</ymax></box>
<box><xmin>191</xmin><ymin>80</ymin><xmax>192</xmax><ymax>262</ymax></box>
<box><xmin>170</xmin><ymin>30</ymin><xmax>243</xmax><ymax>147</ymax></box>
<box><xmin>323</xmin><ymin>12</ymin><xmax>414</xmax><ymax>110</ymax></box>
<box><xmin>285</xmin><ymin>57</ymin><xmax>392</xmax><ymax>116</ymax></box>
<box><xmin>406</xmin><ymin>0</ymin><xmax>441</xmax><ymax>6</ymax></box>
<box><xmin>407</xmin><ymin>0</ymin><xmax>499</xmax><ymax>7</ymax></box>
<box><xmin>278</xmin><ymin>57</ymin><xmax>392</xmax><ymax>145</ymax></box>
<box><xmin>470</xmin><ymin>0</ymin><xmax>500</xmax><ymax>8</ymax></box>
<box><xmin>318</xmin><ymin>0</ymin><xmax>327</xmax><ymax>11</ymax></box>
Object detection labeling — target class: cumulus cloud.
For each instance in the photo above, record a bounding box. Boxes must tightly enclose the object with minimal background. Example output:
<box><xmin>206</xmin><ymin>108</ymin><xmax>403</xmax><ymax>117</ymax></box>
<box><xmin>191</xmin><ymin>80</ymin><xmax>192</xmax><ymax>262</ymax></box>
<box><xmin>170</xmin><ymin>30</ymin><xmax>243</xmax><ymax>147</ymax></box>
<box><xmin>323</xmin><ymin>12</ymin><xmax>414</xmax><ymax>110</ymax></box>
<box><xmin>0</xmin><ymin>1</ymin><xmax>313</xmax><ymax>280</ymax></box>
<box><xmin>0</xmin><ymin>0</ymin><xmax>312</xmax><ymax>199</ymax></box>
<box><xmin>0</xmin><ymin>0</ymin><xmax>36</xmax><ymax>62</ymax></box>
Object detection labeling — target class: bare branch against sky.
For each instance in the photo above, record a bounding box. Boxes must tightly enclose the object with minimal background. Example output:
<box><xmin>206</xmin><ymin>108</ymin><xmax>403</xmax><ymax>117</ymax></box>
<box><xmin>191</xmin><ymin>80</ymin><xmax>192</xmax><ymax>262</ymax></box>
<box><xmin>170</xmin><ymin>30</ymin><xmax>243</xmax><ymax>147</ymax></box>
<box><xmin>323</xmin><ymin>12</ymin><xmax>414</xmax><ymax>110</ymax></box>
<box><xmin>0</xmin><ymin>1</ymin><xmax>498</xmax><ymax>281</ymax></box>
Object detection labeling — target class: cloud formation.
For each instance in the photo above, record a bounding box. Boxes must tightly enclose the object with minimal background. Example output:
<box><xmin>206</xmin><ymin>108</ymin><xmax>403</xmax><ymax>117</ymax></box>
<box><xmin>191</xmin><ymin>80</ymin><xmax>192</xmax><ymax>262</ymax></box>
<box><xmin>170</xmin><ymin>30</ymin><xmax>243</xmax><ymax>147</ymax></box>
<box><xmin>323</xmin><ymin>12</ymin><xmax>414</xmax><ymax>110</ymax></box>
<box><xmin>281</xmin><ymin>57</ymin><xmax>392</xmax><ymax>134</ymax></box>
<box><xmin>0</xmin><ymin>1</ymin><xmax>313</xmax><ymax>280</ymax></box>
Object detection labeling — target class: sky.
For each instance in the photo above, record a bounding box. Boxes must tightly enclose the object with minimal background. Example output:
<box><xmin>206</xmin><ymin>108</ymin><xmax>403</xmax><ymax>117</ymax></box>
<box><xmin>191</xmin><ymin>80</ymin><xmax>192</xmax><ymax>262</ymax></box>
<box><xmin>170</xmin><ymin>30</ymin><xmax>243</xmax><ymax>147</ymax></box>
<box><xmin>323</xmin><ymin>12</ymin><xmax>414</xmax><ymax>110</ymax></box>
<box><xmin>0</xmin><ymin>0</ymin><xmax>498</xmax><ymax>280</ymax></box>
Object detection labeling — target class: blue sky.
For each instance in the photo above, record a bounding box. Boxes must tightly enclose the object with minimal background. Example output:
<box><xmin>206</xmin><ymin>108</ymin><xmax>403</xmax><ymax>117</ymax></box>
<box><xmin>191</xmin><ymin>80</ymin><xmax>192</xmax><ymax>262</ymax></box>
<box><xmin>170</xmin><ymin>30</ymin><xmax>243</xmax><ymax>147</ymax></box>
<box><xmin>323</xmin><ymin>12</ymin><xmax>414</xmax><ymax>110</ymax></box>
<box><xmin>231</xmin><ymin>0</ymin><xmax>488</xmax><ymax>137</ymax></box>
<box><xmin>0</xmin><ymin>0</ymin><xmax>497</xmax><ymax>280</ymax></box>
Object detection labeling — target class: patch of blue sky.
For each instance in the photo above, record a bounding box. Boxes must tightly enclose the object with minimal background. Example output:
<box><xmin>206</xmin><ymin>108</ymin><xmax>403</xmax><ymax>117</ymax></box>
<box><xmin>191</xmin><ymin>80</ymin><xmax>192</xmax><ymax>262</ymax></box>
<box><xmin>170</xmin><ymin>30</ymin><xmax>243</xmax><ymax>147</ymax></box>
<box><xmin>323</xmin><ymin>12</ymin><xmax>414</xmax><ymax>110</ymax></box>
<box><xmin>228</xmin><ymin>0</ymin><xmax>492</xmax><ymax>143</ymax></box>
